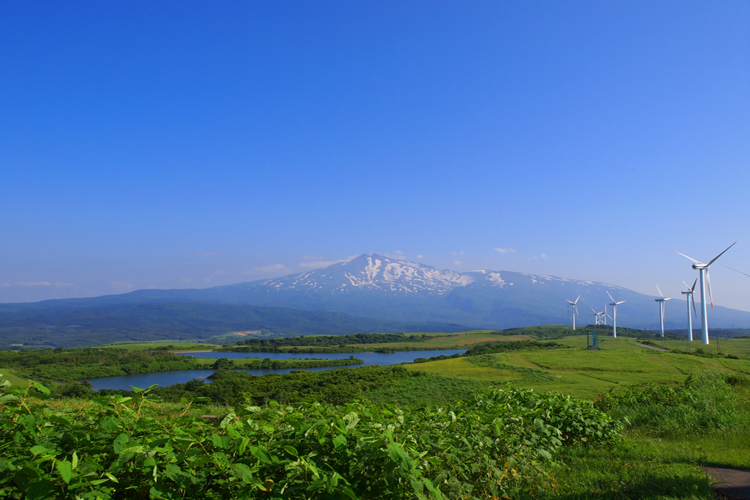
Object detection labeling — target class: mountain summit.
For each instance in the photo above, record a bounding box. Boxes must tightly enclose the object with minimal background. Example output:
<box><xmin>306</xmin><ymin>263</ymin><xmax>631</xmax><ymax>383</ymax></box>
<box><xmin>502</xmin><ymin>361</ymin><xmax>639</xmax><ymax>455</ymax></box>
<box><xmin>261</xmin><ymin>254</ymin><xmax>474</xmax><ymax>295</ymax></box>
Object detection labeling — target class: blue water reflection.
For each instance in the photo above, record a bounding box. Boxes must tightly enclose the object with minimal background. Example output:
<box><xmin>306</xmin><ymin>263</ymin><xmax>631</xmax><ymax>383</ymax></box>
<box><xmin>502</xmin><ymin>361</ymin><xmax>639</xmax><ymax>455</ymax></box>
<box><xmin>88</xmin><ymin>350</ymin><xmax>465</xmax><ymax>391</ymax></box>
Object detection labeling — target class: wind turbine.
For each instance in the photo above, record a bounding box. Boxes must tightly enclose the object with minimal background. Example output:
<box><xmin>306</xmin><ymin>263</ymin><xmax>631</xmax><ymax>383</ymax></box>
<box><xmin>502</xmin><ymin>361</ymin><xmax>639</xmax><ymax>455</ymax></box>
<box><xmin>590</xmin><ymin>307</ymin><xmax>605</xmax><ymax>325</ymax></box>
<box><xmin>606</xmin><ymin>291</ymin><xmax>625</xmax><ymax>338</ymax></box>
<box><xmin>566</xmin><ymin>295</ymin><xmax>581</xmax><ymax>330</ymax></box>
<box><xmin>681</xmin><ymin>279</ymin><xmax>697</xmax><ymax>342</ymax></box>
<box><xmin>675</xmin><ymin>242</ymin><xmax>736</xmax><ymax>345</ymax></box>
<box><xmin>603</xmin><ymin>303</ymin><xmax>610</xmax><ymax>326</ymax></box>
<box><xmin>655</xmin><ymin>283</ymin><xmax>672</xmax><ymax>337</ymax></box>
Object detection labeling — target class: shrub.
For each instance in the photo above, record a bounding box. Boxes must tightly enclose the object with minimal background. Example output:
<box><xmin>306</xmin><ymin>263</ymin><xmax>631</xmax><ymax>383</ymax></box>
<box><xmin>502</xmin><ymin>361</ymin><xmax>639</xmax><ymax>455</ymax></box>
<box><xmin>593</xmin><ymin>370</ymin><xmax>747</xmax><ymax>436</ymax></box>
<box><xmin>0</xmin><ymin>381</ymin><xmax>622</xmax><ymax>499</ymax></box>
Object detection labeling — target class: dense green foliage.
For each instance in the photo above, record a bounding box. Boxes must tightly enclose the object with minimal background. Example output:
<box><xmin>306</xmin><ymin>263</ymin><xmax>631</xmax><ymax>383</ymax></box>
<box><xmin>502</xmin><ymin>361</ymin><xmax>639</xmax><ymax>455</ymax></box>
<box><xmin>145</xmin><ymin>366</ymin><xmax>492</xmax><ymax>408</ymax></box>
<box><xmin>411</xmin><ymin>353</ymin><xmax>463</xmax><ymax>363</ymax></box>
<box><xmin>0</xmin><ymin>349</ymin><xmax>197</xmax><ymax>381</ymax></box>
<box><xmin>0</xmin><ymin>349</ymin><xmax>361</xmax><ymax>386</ymax></box>
<box><xmin>464</xmin><ymin>340</ymin><xmax>564</xmax><ymax>356</ymax></box>
<box><xmin>501</xmin><ymin>325</ymin><xmax>674</xmax><ymax>341</ymax></box>
<box><xmin>230</xmin><ymin>333</ymin><xmax>431</xmax><ymax>349</ymax></box>
<box><xmin>0</xmin><ymin>378</ymin><xmax>622</xmax><ymax>499</ymax></box>
<box><xmin>594</xmin><ymin>370</ymin><xmax>749</xmax><ymax>436</ymax></box>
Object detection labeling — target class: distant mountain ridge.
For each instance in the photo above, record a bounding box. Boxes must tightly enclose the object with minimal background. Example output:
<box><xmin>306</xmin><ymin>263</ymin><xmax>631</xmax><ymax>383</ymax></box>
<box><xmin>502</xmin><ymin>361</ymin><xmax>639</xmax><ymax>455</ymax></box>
<box><xmin>6</xmin><ymin>253</ymin><xmax>750</xmax><ymax>333</ymax></box>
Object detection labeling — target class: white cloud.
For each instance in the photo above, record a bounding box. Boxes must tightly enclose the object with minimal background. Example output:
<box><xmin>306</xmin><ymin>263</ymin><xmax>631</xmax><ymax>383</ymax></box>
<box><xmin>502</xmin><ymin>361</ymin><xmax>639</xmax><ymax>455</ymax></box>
<box><xmin>196</xmin><ymin>252</ymin><xmax>219</xmax><ymax>257</ymax></box>
<box><xmin>453</xmin><ymin>260</ymin><xmax>463</xmax><ymax>266</ymax></box>
<box><xmin>495</xmin><ymin>247</ymin><xmax>516</xmax><ymax>255</ymax></box>
<box><xmin>416</xmin><ymin>254</ymin><xmax>424</xmax><ymax>260</ymax></box>
<box><xmin>541</xmin><ymin>253</ymin><xmax>549</xmax><ymax>259</ymax></box>
<box><xmin>17</xmin><ymin>282</ymin><xmax>75</xmax><ymax>288</ymax></box>
<box><xmin>451</xmin><ymin>251</ymin><xmax>465</xmax><ymax>256</ymax></box>
<box><xmin>0</xmin><ymin>283</ymin><xmax>10</xmax><ymax>288</ymax></box>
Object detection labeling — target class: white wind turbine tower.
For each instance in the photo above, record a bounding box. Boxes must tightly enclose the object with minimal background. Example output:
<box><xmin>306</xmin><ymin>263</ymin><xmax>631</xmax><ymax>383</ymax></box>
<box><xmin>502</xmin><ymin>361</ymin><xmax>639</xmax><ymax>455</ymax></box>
<box><xmin>681</xmin><ymin>279</ymin><xmax>697</xmax><ymax>342</ymax></box>
<box><xmin>603</xmin><ymin>303</ymin><xmax>611</xmax><ymax>326</ymax></box>
<box><xmin>655</xmin><ymin>283</ymin><xmax>672</xmax><ymax>337</ymax></box>
<box><xmin>566</xmin><ymin>295</ymin><xmax>581</xmax><ymax>330</ymax></box>
<box><xmin>606</xmin><ymin>291</ymin><xmax>625</xmax><ymax>338</ymax></box>
<box><xmin>675</xmin><ymin>242</ymin><xmax>736</xmax><ymax>345</ymax></box>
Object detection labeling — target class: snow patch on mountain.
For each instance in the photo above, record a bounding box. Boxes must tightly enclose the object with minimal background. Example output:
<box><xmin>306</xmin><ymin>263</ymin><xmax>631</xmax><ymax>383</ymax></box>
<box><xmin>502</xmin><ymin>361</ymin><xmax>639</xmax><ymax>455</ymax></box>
<box><xmin>487</xmin><ymin>273</ymin><xmax>506</xmax><ymax>287</ymax></box>
<box><xmin>257</xmin><ymin>254</ymin><xmax>626</xmax><ymax>296</ymax></box>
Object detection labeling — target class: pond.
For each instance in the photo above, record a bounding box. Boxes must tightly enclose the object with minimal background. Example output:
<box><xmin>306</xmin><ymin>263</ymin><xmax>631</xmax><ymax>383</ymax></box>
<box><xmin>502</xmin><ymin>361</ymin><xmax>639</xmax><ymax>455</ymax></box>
<box><xmin>87</xmin><ymin>349</ymin><xmax>465</xmax><ymax>391</ymax></box>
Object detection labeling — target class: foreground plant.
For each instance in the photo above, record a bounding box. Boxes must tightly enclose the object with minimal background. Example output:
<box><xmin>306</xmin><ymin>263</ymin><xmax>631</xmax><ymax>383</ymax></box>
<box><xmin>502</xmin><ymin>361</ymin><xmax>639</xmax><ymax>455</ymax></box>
<box><xmin>0</xmin><ymin>376</ymin><xmax>621</xmax><ymax>499</ymax></box>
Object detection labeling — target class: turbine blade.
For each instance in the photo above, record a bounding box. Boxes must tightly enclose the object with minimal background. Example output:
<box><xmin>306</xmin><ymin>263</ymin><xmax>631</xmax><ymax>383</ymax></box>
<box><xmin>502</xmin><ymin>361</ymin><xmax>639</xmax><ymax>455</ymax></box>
<box><xmin>707</xmin><ymin>242</ymin><xmax>736</xmax><ymax>266</ymax></box>
<box><xmin>707</xmin><ymin>269</ymin><xmax>714</xmax><ymax>309</ymax></box>
<box><xmin>691</xmin><ymin>278</ymin><xmax>697</xmax><ymax>292</ymax></box>
<box><xmin>691</xmin><ymin>294</ymin><xmax>697</xmax><ymax>317</ymax></box>
<box><xmin>617</xmin><ymin>300</ymin><xmax>626</xmax><ymax>305</ymax></box>
<box><xmin>675</xmin><ymin>250</ymin><xmax>703</xmax><ymax>265</ymax></box>
<box><xmin>574</xmin><ymin>295</ymin><xmax>581</xmax><ymax>304</ymax></box>
<box><xmin>606</xmin><ymin>291</ymin><xmax>615</xmax><ymax>302</ymax></box>
<box><xmin>655</xmin><ymin>283</ymin><xmax>664</xmax><ymax>298</ymax></box>
<box><xmin>725</xmin><ymin>265</ymin><xmax>750</xmax><ymax>279</ymax></box>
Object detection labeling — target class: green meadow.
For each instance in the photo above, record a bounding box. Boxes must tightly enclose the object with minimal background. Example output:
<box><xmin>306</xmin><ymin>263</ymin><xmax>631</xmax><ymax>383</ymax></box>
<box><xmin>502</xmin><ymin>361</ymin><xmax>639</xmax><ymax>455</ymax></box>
<box><xmin>3</xmin><ymin>330</ymin><xmax>750</xmax><ymax>498</ymax></box>
<box><xmin>407</xmin><ymin>335</ymin><xmax>750</xmax><ymax>399</ymax></box>
<box><xmin>408</xmin><ymin>334</ymin><xmax>750</xmax><ymax>473</ymax></box>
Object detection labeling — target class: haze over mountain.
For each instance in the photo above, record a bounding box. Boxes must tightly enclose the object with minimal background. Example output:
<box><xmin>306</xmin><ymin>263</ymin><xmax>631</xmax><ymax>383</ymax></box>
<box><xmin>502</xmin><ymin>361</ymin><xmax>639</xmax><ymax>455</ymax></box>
<box><xmin>6</xmin><ymin>255</ymin><xmax>750</xmax><ymax>341</ymax></box>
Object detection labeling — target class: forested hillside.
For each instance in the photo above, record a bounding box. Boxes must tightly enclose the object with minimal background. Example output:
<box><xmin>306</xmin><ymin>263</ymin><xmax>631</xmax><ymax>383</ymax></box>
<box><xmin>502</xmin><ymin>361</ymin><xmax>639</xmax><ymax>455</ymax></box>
<box><xmin>0</xmin><ymin>303</ymin><xmax>466</xmax><ymax>349</ymax></box>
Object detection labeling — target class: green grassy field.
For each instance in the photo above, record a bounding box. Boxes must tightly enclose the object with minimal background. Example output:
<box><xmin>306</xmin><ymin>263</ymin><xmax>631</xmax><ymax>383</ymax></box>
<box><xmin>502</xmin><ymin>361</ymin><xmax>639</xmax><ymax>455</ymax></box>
<box><xmin>407</xmin><ymin>336</ymin><xmax>750</xmax><ymax>473</ymax></box>
<box><xmin>654</xmin><ymin>336</ymin><xmax>750</xmax><ymax>358</ymax></box>
<box><xmin>0</xmin><ymin>368</ymin><xmax>30</xmax><ymax>388</ymax></box>
<box><xmin>408</xmin><ymin>336</ymin><xmax>750</xmax><ymax>399</ymax></box>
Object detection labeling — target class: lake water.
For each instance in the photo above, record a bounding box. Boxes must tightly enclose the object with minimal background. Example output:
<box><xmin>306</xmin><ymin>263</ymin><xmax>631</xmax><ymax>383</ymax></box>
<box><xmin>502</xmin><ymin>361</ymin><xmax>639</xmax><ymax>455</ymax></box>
<box><xmin>88</xmin><ymin>350</ymin><xmax>465</xmax><ymax>391</ymax></box>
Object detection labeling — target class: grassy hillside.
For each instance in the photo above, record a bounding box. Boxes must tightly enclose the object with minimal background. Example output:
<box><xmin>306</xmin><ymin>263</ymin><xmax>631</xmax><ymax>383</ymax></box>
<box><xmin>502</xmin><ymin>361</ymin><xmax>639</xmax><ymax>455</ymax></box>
<box><xmin>0</xmin><ymin>302</ymin><xmax>467</xmax><ymax>349</ymax></box>
<box><xmin>407</xmin><ymin>335</ymin><xmax>750</xmax><ymax>399</ymax></box>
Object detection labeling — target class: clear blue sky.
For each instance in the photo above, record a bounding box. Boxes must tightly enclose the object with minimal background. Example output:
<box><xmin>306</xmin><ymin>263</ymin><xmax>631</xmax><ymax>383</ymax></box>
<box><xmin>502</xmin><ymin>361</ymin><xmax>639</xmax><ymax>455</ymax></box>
<box><xmin>2</xmin><ymin>1</ymin><xmax>749</xmax><ymax>310</ymax></box>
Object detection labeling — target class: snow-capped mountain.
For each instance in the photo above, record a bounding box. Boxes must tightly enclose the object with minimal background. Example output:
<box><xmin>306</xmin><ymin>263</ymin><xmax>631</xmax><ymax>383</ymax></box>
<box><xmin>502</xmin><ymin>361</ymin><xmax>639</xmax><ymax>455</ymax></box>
<box><xmin>13</xmin><ymin>253</ymin><xmax>750</xmax><ymax>331</ymax></box>
<box><xmin>195</xmin><ymin>254</ymin><xmax>750</xmax><ymax>330</ymax></box>
<box><xmin>253</xmin><ymin>253</ymin><xmax>620</xmax><ymax>296</ymax></box>
<box><xmin>260</xmin><ymin>254</ymin><xmax>475</xmax><ymax>295</ymax></box>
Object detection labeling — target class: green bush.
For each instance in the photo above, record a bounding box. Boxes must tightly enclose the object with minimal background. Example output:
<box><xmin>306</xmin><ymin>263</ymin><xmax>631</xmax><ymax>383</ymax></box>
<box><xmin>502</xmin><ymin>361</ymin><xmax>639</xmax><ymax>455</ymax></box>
<box><xmin>593</xmin><ymin>370</ymin><xmax>747</xmax><ymax>436</ymax></box>
<box><xmin>0</xmin><ymin>380</ymin><xmax>622</xmax><ymax>499</ymax></box>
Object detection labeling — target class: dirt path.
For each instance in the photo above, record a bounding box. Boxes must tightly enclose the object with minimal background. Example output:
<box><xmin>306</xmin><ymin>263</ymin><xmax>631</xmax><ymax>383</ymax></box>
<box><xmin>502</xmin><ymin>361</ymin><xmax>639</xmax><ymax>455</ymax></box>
<box><xmin>706</xmin><ymin>467</ymin><xmax>750</xmax><ymax>499</ymax></box>
<box><xmin>633</xmin><ymin>342</ymin><xmax>669</xmax><ymax>352</ymax></box>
